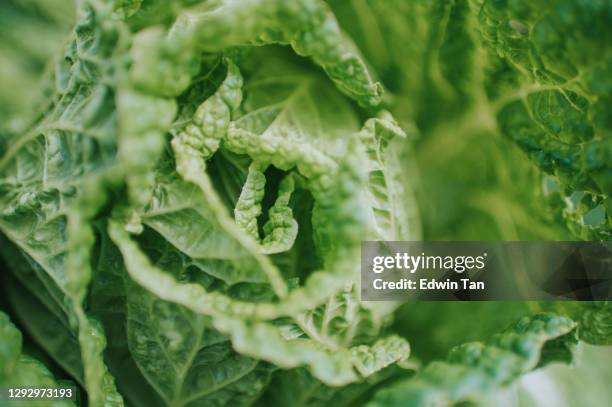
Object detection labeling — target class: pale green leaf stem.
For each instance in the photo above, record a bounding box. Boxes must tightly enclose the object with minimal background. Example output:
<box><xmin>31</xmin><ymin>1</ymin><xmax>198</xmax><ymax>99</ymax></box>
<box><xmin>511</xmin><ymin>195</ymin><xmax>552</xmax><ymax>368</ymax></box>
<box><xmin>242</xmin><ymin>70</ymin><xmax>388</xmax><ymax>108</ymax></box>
<box><xmin>369</xmin><ymin>314</ymin><xmax>577</xmax><ymax>407</ymax></box>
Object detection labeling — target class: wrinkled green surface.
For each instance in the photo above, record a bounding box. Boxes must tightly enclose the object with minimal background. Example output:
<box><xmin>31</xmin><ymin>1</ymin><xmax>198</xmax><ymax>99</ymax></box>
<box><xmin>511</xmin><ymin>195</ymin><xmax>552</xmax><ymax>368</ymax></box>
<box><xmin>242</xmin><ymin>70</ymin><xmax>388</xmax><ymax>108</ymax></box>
<box><xmin>369</xmin><ymin>313</ymin><xmax>578</xmax><ymax>407</ymax></box>
<box><xmin>0</xmin><ymin>311</ymin><xmax>76</xmax><ymax>407</ymax></box>
<box><xmin>0</xmin><ymin>0</ymin><xmax>610</xmax><ymax>406</ymax></box>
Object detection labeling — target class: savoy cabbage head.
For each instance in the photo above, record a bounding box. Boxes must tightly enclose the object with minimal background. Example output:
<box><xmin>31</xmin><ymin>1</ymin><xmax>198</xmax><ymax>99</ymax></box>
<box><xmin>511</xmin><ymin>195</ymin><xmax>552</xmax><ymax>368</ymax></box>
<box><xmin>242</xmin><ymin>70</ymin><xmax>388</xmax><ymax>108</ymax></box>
<box><xmin>0</xmin><ymin>0</ymin><xmax>610</xmax><ymax>406</ymax></box>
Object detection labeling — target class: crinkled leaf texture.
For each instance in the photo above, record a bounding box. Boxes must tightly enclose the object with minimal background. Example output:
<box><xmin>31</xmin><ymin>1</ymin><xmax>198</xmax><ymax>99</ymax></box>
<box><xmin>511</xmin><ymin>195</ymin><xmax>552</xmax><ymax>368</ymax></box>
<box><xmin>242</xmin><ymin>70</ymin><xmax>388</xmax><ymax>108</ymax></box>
<box><xmin>0</xmin><ymin>311</ymin><xmax>76</xmax><ymax>407</ymax></box>
<box><xmin>0</xmin><ymin>0</ymin><xmax>610</xmax><ymax>406</ymax></box>
<box><xmin>369</xmin><ymin>313</ymin><xmax>578</xmax><ymax>407</ymax></box>
<box><xmin>0</xmin><ymin>0</ymin><xmax>413</xmax><ymax>406</ymax></box>
<box><xmin>330</xmin><ymin>0</ymin><xmax>611</xmax><ymax>239</ymax></box>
